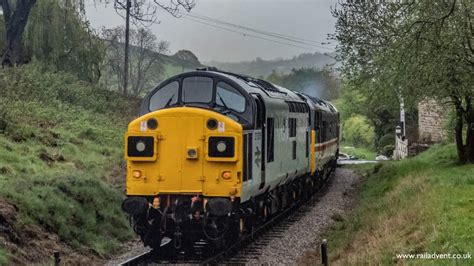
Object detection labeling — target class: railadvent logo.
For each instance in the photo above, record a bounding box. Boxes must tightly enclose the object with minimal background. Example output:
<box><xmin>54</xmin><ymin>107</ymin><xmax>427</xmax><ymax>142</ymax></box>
<box><xmin>396</xmin><ymin>252</ymin><xmax>472</xmax><ymax>260</ymax></box>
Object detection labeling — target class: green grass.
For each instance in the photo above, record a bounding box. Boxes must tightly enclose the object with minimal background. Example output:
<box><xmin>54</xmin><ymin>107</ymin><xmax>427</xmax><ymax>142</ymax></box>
<box><xmin>325</xmin><ymin>144</ymin><xmax>474</xmax><ymax>264</ymax></box>
<box><xmin>0</xmin><ymin>65</ymin><xmax>137</xmax><ymax>258</ymax></box>
<box><xmin>340</xmin><ymin>142</ymin><xmax>377</xmax><ymax>160</ymax></box>
<box><xmin>0</xmin><ymin>248</ymin><xmax>8</xmax><ymax>265</ymax></box>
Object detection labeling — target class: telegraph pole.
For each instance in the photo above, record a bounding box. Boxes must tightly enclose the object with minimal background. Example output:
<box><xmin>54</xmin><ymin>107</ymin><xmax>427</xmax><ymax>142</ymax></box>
<box><xmin>123</xmin><ymin>0</ymin><xmax>131</xmax><ymax>96</ymax></box>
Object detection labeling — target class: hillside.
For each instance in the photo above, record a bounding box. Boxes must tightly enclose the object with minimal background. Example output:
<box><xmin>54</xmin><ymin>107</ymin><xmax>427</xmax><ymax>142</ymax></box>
<box><xmin>0</xmin><ymin>66</ymin><xmax>139</xmax><ymax>264</ymax></box>
<box><xmin>101</xmin><ymin>43</ymin><xmax>202</xmax><ymax>95</ymax></box>
<box><xmin>207</xmin><ymin>52</ymin><xmax>337</xmax><ymax>77</ymax></box>
<box><xmin>301</xmin><ymin>144</ymin><xmax>474</xmax><ymax>264</ymax></box>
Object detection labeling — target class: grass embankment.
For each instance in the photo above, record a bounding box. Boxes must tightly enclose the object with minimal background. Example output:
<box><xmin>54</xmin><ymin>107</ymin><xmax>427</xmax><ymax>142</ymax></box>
<box><xmin>326</xmin><ymin>144</ymin><xmax>474</xmax><ymax>264</ymax></box>
<box><xmin>0</xmin><ymin>66</ymin><xmax>139</xmax><ymax>263</ymax></box>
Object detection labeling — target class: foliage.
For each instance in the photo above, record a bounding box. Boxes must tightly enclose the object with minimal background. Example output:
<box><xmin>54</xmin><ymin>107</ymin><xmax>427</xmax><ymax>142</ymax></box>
<box><xmin>334</xmin><ymin>87</ymin><xmax>402</xmax><ymax>155</ymax></box>
<box><xmin>0</xmin><ymin>248</ymin><xmax>8</xmax><ymax>265</ymax></box>
<box><xmin>24</xmin><ymin>0</ymin><xmax>105</xmax><ymax>82</ymax></box>
<box><xmin>173</xmin><ymin>49</ymin><xmax>201</xmax><ymax>71</ymax></box>
<box><xmin>90</xmin><ymin>0</ymin><xmax>195</xmax><ymax>23</ymax></box>
<box><xmin>324</xmin><ymin>144</ymin><xmax>474</xmax><ymax>264</ymax></box>
<box><xmin>342</xmin><ymin>115</ymin><xmax>375</xmax><ymax>148</ymax></box>
<box><xmin>0</xmin><ymin>66</ymin><xmax>137</xmax><ymax>256</ymax></box>
<box><xmin>267</xmin><ymin>68</ymin><xmax>340</xmax><ymax>100</ymax></box>
<box><xmin>332</xmin><ymin>1</ymin><xmax>474</xmax><ymax>163</ymax></box>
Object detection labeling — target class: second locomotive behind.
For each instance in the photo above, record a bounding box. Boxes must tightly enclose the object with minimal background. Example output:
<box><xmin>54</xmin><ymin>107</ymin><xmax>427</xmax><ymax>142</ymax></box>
<box><xmin>122</xmin><ymin>69</ymin><xmax>340</xmax><ymax>251</ymax></box>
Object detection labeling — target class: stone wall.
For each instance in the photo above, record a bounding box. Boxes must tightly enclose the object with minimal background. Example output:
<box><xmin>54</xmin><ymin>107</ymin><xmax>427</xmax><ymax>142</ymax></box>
<box><xmin>417</xmin><ymin>99</ymin><xmax>447</xmax><ymax>143</ymax></box>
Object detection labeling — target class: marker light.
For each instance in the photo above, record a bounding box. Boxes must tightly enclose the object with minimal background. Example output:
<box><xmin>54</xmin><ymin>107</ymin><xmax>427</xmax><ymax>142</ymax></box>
<box><xmin>222</xmin><ymin>171</ymin><xmax>232</xmax><ymax>180</ymax></box>
<box><xmin>132</xmin><ymin>170</ymin><xmax>142</xmax><ymax>178</ymax></box>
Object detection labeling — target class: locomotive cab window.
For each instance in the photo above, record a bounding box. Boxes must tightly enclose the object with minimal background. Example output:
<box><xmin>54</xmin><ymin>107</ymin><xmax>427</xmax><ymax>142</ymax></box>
<box><xmin>182</xmin><ymin>76</ymin><xmax>213</xmax><ymax>104</ymax></box>
<box><xmin>149</xmin><ymin>81</ymin><xmax>179</xmax><ymax>111</ymax></box>
<box><xmin>216</xmin><ymin>82</ymin><xmax>246</xmax><ymax>113</ymax></box>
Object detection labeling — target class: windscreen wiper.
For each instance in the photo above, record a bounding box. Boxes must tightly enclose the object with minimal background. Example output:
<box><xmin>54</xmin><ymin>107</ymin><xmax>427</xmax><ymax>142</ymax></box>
<box><xmin>217</xmin><ymin>93</ymin><xmax>229</xmax><ymax>109</ymax></box>
<box><xmin>165</xmin><ymin>95</ymin><xmax>175</xmax><ymax>107</ymax></box>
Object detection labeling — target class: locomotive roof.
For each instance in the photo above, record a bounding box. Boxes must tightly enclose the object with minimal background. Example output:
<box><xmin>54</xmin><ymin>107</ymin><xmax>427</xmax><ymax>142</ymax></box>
<box><xmin>192</xmin><ymin>68</ymin><xmax>304</xmax><ymax>102</ymax></box>
<box><xmin>301</xmin><ymin>93</ymin><xmax>338</xmax><ymax>114</ymax></box>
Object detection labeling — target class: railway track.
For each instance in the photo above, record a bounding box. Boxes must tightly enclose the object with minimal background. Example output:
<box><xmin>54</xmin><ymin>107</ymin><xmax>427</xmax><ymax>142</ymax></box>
<box><xmin>119</xmin><ymin>175</ymin><xmax>333</xmax><ymax>265</ymax></box>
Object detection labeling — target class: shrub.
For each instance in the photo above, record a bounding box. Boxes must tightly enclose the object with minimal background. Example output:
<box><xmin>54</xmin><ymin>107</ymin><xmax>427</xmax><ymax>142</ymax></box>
<box><xmin>343</xmin><ymin>115</ymin><xmax>375</xmax><ymax>147</ymax></box>
<box><xmin>381</xmin><ymin>144</ymin><xmax>395</xmax><ymax>157</ymax></box>
<box><xmin>378</xmin><ymin>134</ymin><xmax>394</xmax><ymax>149</ymax></box>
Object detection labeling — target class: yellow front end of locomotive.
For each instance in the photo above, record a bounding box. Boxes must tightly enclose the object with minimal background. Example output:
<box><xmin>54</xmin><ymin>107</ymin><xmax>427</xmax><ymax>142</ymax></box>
<box><xmin>125</xmin><ymin>107</ymin><xmax>243</xmax><ymax>197</ymax></box>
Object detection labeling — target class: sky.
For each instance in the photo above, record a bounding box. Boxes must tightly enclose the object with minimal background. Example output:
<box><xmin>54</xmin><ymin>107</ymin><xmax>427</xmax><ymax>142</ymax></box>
<box><xmin>85</xmin><ymin>0</ymin><xmax>338</xmax><ymax>62</ymax></box>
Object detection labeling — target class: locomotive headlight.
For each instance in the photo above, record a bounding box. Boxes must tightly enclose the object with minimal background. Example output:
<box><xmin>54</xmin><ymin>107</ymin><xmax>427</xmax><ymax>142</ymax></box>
<box><xmin>127</xmin><ymin>136</ymin><xmax>154</xmax><ymax>158</ymax></box>
<box><xmin>208</xmin><ymin>137</ymin><xmax>235</xmax><ymax>158</ymax></box>
<box><xmin>136</xmin><ymin>141</ymin><xmax>146</xmax><ymax>152</ymax></box>
<box><xmin>216</xmin><ymin>141</ymin><xmax>227</xmax><ymax>152</ymax></box>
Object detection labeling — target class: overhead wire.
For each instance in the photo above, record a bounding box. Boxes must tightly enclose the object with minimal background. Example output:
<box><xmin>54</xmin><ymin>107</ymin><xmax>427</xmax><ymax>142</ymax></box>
<box><xmin>86</xmin><ymin>1</ymin><xmax>335</xmax><ymax>52</ymax></box>
<box><xmin>160</xmin><ymin>10</ymin><xmax>334</xmax><ymax>51</ymax></box>
<box><xmin>182</xmin><ymin>16</ymin><xmax>322</xmax><ymax>51</ymax></box>
<box><xmin>183</xmin><ymin>11</ymin><xmax>331</xmax><ymax>47</ymax></box>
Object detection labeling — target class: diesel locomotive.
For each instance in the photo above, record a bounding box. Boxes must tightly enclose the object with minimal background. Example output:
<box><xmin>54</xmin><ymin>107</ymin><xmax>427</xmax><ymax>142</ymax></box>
<box><xmin>121</xmin><ymin>69</ymin><xmax>339</xmax><ymax>251</ymax></box>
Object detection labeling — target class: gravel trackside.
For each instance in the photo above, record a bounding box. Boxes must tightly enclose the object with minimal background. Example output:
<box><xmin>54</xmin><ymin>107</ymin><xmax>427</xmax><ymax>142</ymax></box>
<box><xmin>246</xmin><ymin>167</ymin><xmax>360</xmax><ymax>265</ymax></box>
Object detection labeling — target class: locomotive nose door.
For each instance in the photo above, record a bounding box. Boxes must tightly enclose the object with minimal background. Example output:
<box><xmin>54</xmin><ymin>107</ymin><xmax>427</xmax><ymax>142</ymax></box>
<box><xmin>157</xmin><ymin>115</ymin><xmax>203</xmax><ymax>193</ymax></box>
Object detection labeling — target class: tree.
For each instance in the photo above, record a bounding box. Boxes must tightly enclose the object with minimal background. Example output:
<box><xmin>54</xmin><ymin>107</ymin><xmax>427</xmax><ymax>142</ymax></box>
<box><xmin>102</xmin><ymin>26</ymin><xmax>169</xmax><ymax>97</ymax></box>
<box><xmin>94</xmin><ymin>0</ymin><xmax>195</xmax><ymax>95</ymax></box>
<box><xmin>1</xmin><ymin>0</ymin><xmax>37</xmax><ymax>66</ymax></box>
<box><xmin>332</xmin><ymin>1</ymin><xmax>474</xmax><ymax>163</ymax></box>
<box><xmin>173</xmin><ymin>49</ymin><xmax>201</xmax><ymax>71</ymax></box>
<box><xmin>24</xmin><ymin>0</ymin><xmax>105</xmax><ymax>82</ymax></box>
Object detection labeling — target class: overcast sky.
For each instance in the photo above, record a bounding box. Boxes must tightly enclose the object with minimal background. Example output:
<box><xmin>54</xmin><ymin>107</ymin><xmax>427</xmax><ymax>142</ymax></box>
<box><xmin>85</xmin><ymin>0</ymin><xmax>338</xmax><ymax>62</ymax></box>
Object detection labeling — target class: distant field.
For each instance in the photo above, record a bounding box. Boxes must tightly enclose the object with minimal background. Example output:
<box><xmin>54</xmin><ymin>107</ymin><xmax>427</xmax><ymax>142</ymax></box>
<box><xmin>321</xmin><ymin>144</ymin><xmax>474</xmax><ymax>264</ymax></box>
